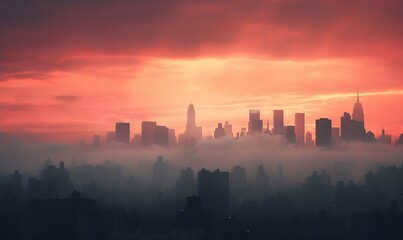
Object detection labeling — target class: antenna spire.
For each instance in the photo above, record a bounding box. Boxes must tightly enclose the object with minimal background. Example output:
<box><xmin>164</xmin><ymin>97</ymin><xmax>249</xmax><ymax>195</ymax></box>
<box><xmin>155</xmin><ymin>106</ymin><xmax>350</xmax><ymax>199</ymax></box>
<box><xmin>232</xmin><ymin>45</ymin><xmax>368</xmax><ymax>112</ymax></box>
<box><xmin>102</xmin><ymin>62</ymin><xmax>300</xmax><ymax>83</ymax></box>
<box><xmin>357</xmin><ymin>89</ymin><xmax>359</xmax><ymax>103</ymax></box>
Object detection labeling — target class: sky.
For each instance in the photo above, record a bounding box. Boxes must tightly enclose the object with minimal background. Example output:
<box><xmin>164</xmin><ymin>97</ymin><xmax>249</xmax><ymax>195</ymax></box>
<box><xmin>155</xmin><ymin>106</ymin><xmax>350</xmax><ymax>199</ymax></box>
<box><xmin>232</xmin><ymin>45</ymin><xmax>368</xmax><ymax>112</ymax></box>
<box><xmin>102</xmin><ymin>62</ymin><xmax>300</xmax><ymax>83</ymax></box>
<box><xmin>1</xmin><ymin>0</ymin><xmax>403</xmax><ymax>143</ymax></box>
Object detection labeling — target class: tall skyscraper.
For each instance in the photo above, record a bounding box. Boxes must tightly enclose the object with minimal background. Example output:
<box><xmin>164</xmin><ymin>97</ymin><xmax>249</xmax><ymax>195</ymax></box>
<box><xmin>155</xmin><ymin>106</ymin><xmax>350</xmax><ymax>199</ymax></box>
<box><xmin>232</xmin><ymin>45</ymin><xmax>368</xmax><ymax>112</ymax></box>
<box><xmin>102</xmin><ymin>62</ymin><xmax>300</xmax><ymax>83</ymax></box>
<box><xmin>332</xmin><ymin>127</ymin><xmax>340</xmax><ymax>145</ymax></box>
<box><xmin>168</xmin><ymin>129</ymin><xmax>177</xmax><ymax>146</ymax></box>
<box><xmin>185</xmin><ymin>103</ymin><xmax>202</xmax><ymax>142</ymax></box>
<box><xmin>378</xmin><ymin>128</ymin><xmax>392</xmax><ymax>145</ymax></box>
<box><xmin>106</xmin><ymin>131</ymin><xmax>115</xmax><ymax>143</ymax></box>
<box><xmin>340</xmin><ymin>112</ymin><xmax>365</xmax><ymax>141</ymax></box>
<box><xmin>115</xmin><ymin>122</ymin><xmax>130</xmax><ymax>144</ymax></box>
<box><xmin>315</xmin><ymin>118</ymin><xmax>332</xmax><ymax>147</ymax></box>
<box><xmin>285</xmin><ymin>125</ymin><xmax>296</xmax><ymax>143</ymax></box>
<box><xmin>142</xmin><ymin>121</ymin><xmax>156</xmax><ymax>145</ymax></box>
<box><xmin>256</xmin><ymin>165</ymin><xmax>269</xmax><ymax>192</ymax></box>
<box><xmin>198</xmin><ymin>169</ymin><xmax>229</xmax><ymax>217</ymax></box>
<box><xmin>306</xmin><ymin>131</ymin><xmax>314</xmax><ymax>148</ymax></box>
<box><xmin>341</xmin><ymin>112</ymin><xmax>352</xmax><ymax>140</ymax></box>
<box><xmin>92</xmin><ymin>134</ymin><xmax>101</xmax><ymax>147</ymax></box>
<box><xmin>352</xmin><ymin>90</ymin><xmax>364</xmax><ymax>123</ymax></box>
<box><xmin>214</xmin><ymin>123</ymin><xmax>226</xmax><ymax>139</ymax></box>
<box><xmin>224</xmin><ymin>121</ymin><xmax>233</xmax><ymax>138</ymax></box>
<box><xmin>155</xmin><ymin>125</ymin><xmax>169</xmax><ymax>146</ymax></box>
<box><xmin>273</xmin><ymin>110</ymin><xmax>285</xmax><ymax>135</ymax></box>
<box><xmin>295</xmin><ymin>113</ymin><xmax>305</xmax><ymax>146</ymax></box>
<box><xmin>248</xmin><ymin>109</ymin><xmax>263</xmax><ymax>134</ymax></box>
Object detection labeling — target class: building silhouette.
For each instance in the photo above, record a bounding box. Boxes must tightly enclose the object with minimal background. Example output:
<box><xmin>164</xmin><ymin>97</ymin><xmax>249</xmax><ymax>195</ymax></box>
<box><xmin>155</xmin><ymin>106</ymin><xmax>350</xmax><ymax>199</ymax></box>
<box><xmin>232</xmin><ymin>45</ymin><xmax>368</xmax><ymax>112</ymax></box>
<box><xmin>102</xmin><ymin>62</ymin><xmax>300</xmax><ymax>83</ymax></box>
<box><xmin>175</xmin><ymin>167</ymin><xmax>196</xmax><ymax>198</ymax></box>
<box><xmin>341</xmin><ymin>112</ymin><xmax>365</xmax><ymax>141</ymax></box>
<box><xmin>256</xmin><ymin>165</ymin><xmax>269</xmax><ymax>193</ymax></box>
<box><xmin>230</xmin><ymin>165</ymin><xmax>249</xmax><ymax>194</ymax></box>
<box><xmin>332</xmin><ymin>127</ymin><xmax>340</xmax><ymax>145</ymax></box>
<box><xmin>168</xmin><ymin>129</ymin><xmax>177</xmax><ymax>146</ymax></box>
<box><xmin>224</xmin><ymin>121</ymin><xmax>233</xmax><ymax>138</ymax></box>
<box><xmin>106</xmin><ymin>131</ymin><xmax>115</xmax><ymax>143</ymax></box>
<box><xmin>115</xmin><ymin>122</ymin><xmax>130</xmax><ymax>144</ymax></box>
<box><xmin>155</xmin><ymin>125</ymin><xmax>169</xmax><ymax>146</ymax></box>
<box><xmin>198</xmin><ymin>169</ymin><xmax>229</xmax><ymax>217</ymax></box>
<box><xmin>248</xmin><ymin>109</ymin><xmax>263</xmax><ymax>134</ymax></box>
<box><xmin>92</xmin><ymin>134</ymin><xmax>101</xmax><ymax>147</ymax></box>
<box><xmin>273</xmin><ymin>110</ymin><xmax>285</xmax><ymax>135</ymax></box>
<box><xmin>285</xmin><ymin>125</ymin><xmax>296</xmax><ymax>143</ymax></box>
<box><xmin>295</xmin><ymin>113</ymin><xmax>305</xmax><ymax>146</ymax></box>
<box><xmin>214</xmin><ymin>123</ymin><xmax>226</xmax><ymax>139</ymax></box>
<box><xmin>306</xmin><ymin>131</ymin><xmax>314</xmax><ymax>148</ymax></box>
<box><xmin>378</xmin><ymin>128</ymin><xmax>392</xmax><ymax>145</ymax></box>
<box><xmin>316</xmin><ymin>118</ymin><xmax>332</xmax><ymax>147</ymax></box>
<box><xmin>185</xmin><ymin>103</ymin><xmax>203</xmax><ymax>142</ymax></box>
<box><xmin>141</xmin><ymin>121</ymin><xmax>156</xmax><ymax>145</ymax></box>
<box><xmin>352</xmin><ymin>90</ymin><xmax>364</xmax><ymax>123</ymax></box>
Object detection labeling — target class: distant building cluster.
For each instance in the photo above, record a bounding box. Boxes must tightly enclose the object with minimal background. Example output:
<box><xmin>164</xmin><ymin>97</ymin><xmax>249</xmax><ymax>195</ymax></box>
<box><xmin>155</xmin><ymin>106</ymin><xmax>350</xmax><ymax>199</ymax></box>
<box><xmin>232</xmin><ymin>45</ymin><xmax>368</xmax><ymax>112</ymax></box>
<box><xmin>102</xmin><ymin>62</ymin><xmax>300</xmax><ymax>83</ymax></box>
<box><xmin>85</xmin><ymin>91</ymin><xmax>402</xmax><ymax>148</ymax></box>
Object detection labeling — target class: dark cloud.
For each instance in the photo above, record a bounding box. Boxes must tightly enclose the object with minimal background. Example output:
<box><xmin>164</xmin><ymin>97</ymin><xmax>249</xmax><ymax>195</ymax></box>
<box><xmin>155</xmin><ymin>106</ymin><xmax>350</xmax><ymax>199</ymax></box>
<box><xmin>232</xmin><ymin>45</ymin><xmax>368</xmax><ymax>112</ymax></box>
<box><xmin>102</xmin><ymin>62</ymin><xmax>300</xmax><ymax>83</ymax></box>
<box><xmin>55</xmin><ymin>95</ymin><xmax>81</xmax><ymax>102</ymax></box>
<box><xmin>0</xmin><ymin>102</ymin><xmax>34</xmax><ymax>111</ymax></box>
<box><xmin>1</xmin><ymin>0</ymin><xmax>402</xmax><ymax>61</ymax></box>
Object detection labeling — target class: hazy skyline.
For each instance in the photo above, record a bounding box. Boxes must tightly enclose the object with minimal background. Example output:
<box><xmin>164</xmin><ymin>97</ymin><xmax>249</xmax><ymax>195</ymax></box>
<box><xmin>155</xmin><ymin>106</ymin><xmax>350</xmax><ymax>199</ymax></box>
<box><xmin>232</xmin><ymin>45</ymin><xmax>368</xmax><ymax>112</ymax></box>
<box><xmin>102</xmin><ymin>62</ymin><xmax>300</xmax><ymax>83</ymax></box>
<box><xmin>1</xmin><ymin>0</ymin><xmax>402</xmax><ymax>143</ymax></box>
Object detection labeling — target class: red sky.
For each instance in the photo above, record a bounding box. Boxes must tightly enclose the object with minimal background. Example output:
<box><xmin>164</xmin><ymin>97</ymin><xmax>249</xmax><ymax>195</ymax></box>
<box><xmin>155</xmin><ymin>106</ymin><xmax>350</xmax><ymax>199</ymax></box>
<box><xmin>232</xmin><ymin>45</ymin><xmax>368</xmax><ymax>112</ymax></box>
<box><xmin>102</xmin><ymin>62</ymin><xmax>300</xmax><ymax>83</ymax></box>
<box><xmin>1</xmin><ymin>0</ymin><xmax>402</xmax><ymax>143</ymax></box>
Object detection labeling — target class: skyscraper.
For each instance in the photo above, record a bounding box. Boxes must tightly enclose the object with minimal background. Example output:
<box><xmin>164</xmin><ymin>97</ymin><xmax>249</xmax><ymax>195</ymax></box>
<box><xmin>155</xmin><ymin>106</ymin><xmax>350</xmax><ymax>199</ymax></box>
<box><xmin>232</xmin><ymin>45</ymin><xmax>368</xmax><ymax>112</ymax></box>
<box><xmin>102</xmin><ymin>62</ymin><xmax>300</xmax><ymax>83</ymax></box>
<box><xmin>155</xmin><ymin>125</ymin><xmax>169</xmax><ymax>146</ymax></box>
<box><xmin>306</xmin><ymin>131</ymin><xmax>314</xmax><ymax>148</ymax></box>
<box><xmin>92</xmin><ymin>134</ymin><xmax>101</xmax><ymax>147</ymax></box>
<box><xmin>142</xmin><ymin>121</ymin><xmax>156</xmax><ymax>145</ymax></box>
<box><xmin>352</xmin><ymin>90</ymin><xmax>364</xmax><ymax>123</ymax></box>
<box><xmin>295</xmin><ymin>113</ymin><xmax>305</xmax><ymax>146</ymax></box>
<box><xmin>285</xmin><ymin>125</ymin><xmax>296</xmax><ymax>143</ymax></box>
<box><xmin>106</xmin><ymin>131</ymin><xmax>115</xmax><ymax>143</ymax></box>
<box><xmin>378</xmin><ymin>128</ymin><xmax>392</xmax><ymax>145</ymax></box>
<box><xmin>214</xmin><ymin>123</ymin><xmax>226</xmax><ymax>139</ymax></box>
<box><xmin>273</xmin><ymin>110</ymin><xmax>285</xmax><ymax>135</ymax></box>
<box><xmin>315</xmin><ymin>118</ymin><xmax>332</xmax><ymax>147</ymax></box>
<box><xmin>115</xmin><ymin>122</ymin><xmax>130</xmax><ymax>144</ymax></box>
<box><xmin>248</xmin><ymin>109</ymin><xmax>263</xmax><ymax>134</ymax></box>
<box><xmin>332</xmin><ymin>127</ymin><xmax>340</xmax><ymax>145</ymax></box>
<box><xmin>185</xmin><ymin>103</ymin><xmax>202</xmax><ymax>142</ymax></box>
<box><xmin>340</xmin><ymin>112</ymin><xmax>365</xmax><ymax>141</ymax></box>
<box><xmin>198</xmin><ymin>169</ymin><xmax>229</xmax><ymax>217</ymax></box>
<box><xmin>224</xmin><ymin>121</ymin><xmax>233</xmax><ymax>138</ymax></box>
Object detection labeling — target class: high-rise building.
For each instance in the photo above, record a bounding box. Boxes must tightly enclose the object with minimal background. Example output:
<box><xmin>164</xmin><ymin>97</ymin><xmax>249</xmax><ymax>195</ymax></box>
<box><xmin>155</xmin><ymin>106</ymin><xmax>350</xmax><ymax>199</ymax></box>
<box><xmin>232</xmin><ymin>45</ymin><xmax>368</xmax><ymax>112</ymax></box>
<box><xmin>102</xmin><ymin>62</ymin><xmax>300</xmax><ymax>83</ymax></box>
<box><xmin>332</xmin><ymin>127</ymin><xmax>340</xmax><ymax>145</ymax></box>
<box><xmin>316</xmin><ymin>118</ymin><xmax>332</xmax><ymax>147</ymax></box>
<box><xmin>352</xmin><ymin>90</ymin><xmax>364</xmax><ymax>123</ymax></box>
<box><xmin>273</xmin><ymin>110</ymin><xmax>285</xmax><ymax>135</ymax></box>
<box><xmin>306</xmin><ymin>131</ymin><xmax>314</xmax><ymax>148</ymax></box>
<box><xmin>168</xmin><ymin>129</ymin><xmax>177</xmax><ymax>146</ymax></box>
<box><xmin>341</xmin><ymin>112</ymin><xmax>351</xmax><ymax>140</ymax></box>
<box><xmin>92</xmin><ymin>134</ymin><xmax>101</xmax><ymax>147</ymax></box>
<box><xmin>175</xmin><ymin>167</ymin><xmax>196</xmax><ymax>198</ymax></box>
<box><xmin>378</xmin><ymin>128</ymin><xmax>392</xmax><ymax>145</ymax></box>
<box><xmin>230</xmin><ymin>166</ymin><xmax>248</xmax><ymax>193</ymax></box>
<box><xmin>106</xmin><ymin>131</ymin><xmax>115</xmax><ymax>143</ymax></box>
<box><xmin>256</xmin><ymin>165</ymin><xmax>269</xmax><ymax>192</ymax></box>
<box><xmin>248</xmin><ymin>109</ymin><xmax>263</xmax><ymax>134</ymax></box>
<box><xmin>155</xmin><ymin>125</ymin><xmax>169</xmax><ymax>146</ymax></box>
<box><xmin>224</xmin><ymin>121</ymin><xmax>233</xmax><ymax>138</ymax></box>
<box><xmin>214</xmin><ymin>123</ymin><xmax>226</xmax><ymax>139</ymax></box>
<box><xmin>340</xmin><ymin>112</ymin><xmax>365</xmax><ymax>141</ymax></box>
<box><xmin>115</xmin><ymin>122</ymin><xmax>130</xmax><ymax>144</ymax></box>
<box><xmin>198</xmin><ymin>169</ymin><xmax>229</xmax><ymax>217</ymax></box>
<box><xmin>142</xmin><ymin>121</ymin><xmax>156</xmax><ymax>145</ymax></box>
<box><xmin>285</xmin><ymin>125</ymin><xmax>296</xmax><ymax>143</ymax></box>
<box><xmin>185</xmin><ymin>103</ymin><xmax>203</xmax><ymax>142</ymax></box>
<box><xmin>295</xmin><ymin>113</ymin><xmax>305</xmax><ymax>146</ymax></box>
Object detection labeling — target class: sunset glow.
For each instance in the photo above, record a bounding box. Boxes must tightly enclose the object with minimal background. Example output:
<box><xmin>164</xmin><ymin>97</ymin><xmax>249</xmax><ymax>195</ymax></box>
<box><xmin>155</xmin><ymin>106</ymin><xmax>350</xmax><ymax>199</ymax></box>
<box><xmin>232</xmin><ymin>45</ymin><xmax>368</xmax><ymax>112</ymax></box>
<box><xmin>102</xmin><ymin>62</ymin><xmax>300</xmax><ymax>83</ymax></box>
<box><xmin>1</xmin><ymin>0</ymin><xmax>402</xmax><ymax>143</ymax></box>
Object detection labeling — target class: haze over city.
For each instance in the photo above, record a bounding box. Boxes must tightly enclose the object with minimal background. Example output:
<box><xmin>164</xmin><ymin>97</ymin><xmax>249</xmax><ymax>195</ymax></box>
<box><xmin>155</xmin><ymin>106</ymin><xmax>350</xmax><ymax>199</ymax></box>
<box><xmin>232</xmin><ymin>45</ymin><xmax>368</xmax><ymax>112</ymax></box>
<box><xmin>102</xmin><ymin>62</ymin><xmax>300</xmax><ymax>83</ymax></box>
<box><xmin>1</xmin><ymin>1</ymin><xmax>403</xmax><ymax>240</ymax></box>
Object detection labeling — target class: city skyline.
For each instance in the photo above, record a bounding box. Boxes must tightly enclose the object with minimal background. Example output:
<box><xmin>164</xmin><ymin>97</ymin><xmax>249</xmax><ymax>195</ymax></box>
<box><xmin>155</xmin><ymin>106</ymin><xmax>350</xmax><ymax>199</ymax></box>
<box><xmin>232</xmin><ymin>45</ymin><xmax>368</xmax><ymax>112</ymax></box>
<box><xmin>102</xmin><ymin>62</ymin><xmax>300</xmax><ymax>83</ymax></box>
<box><xmin>2</xmin><ymin>91</ymin><xmax>403</xmax><ymax>144</ymax></box>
